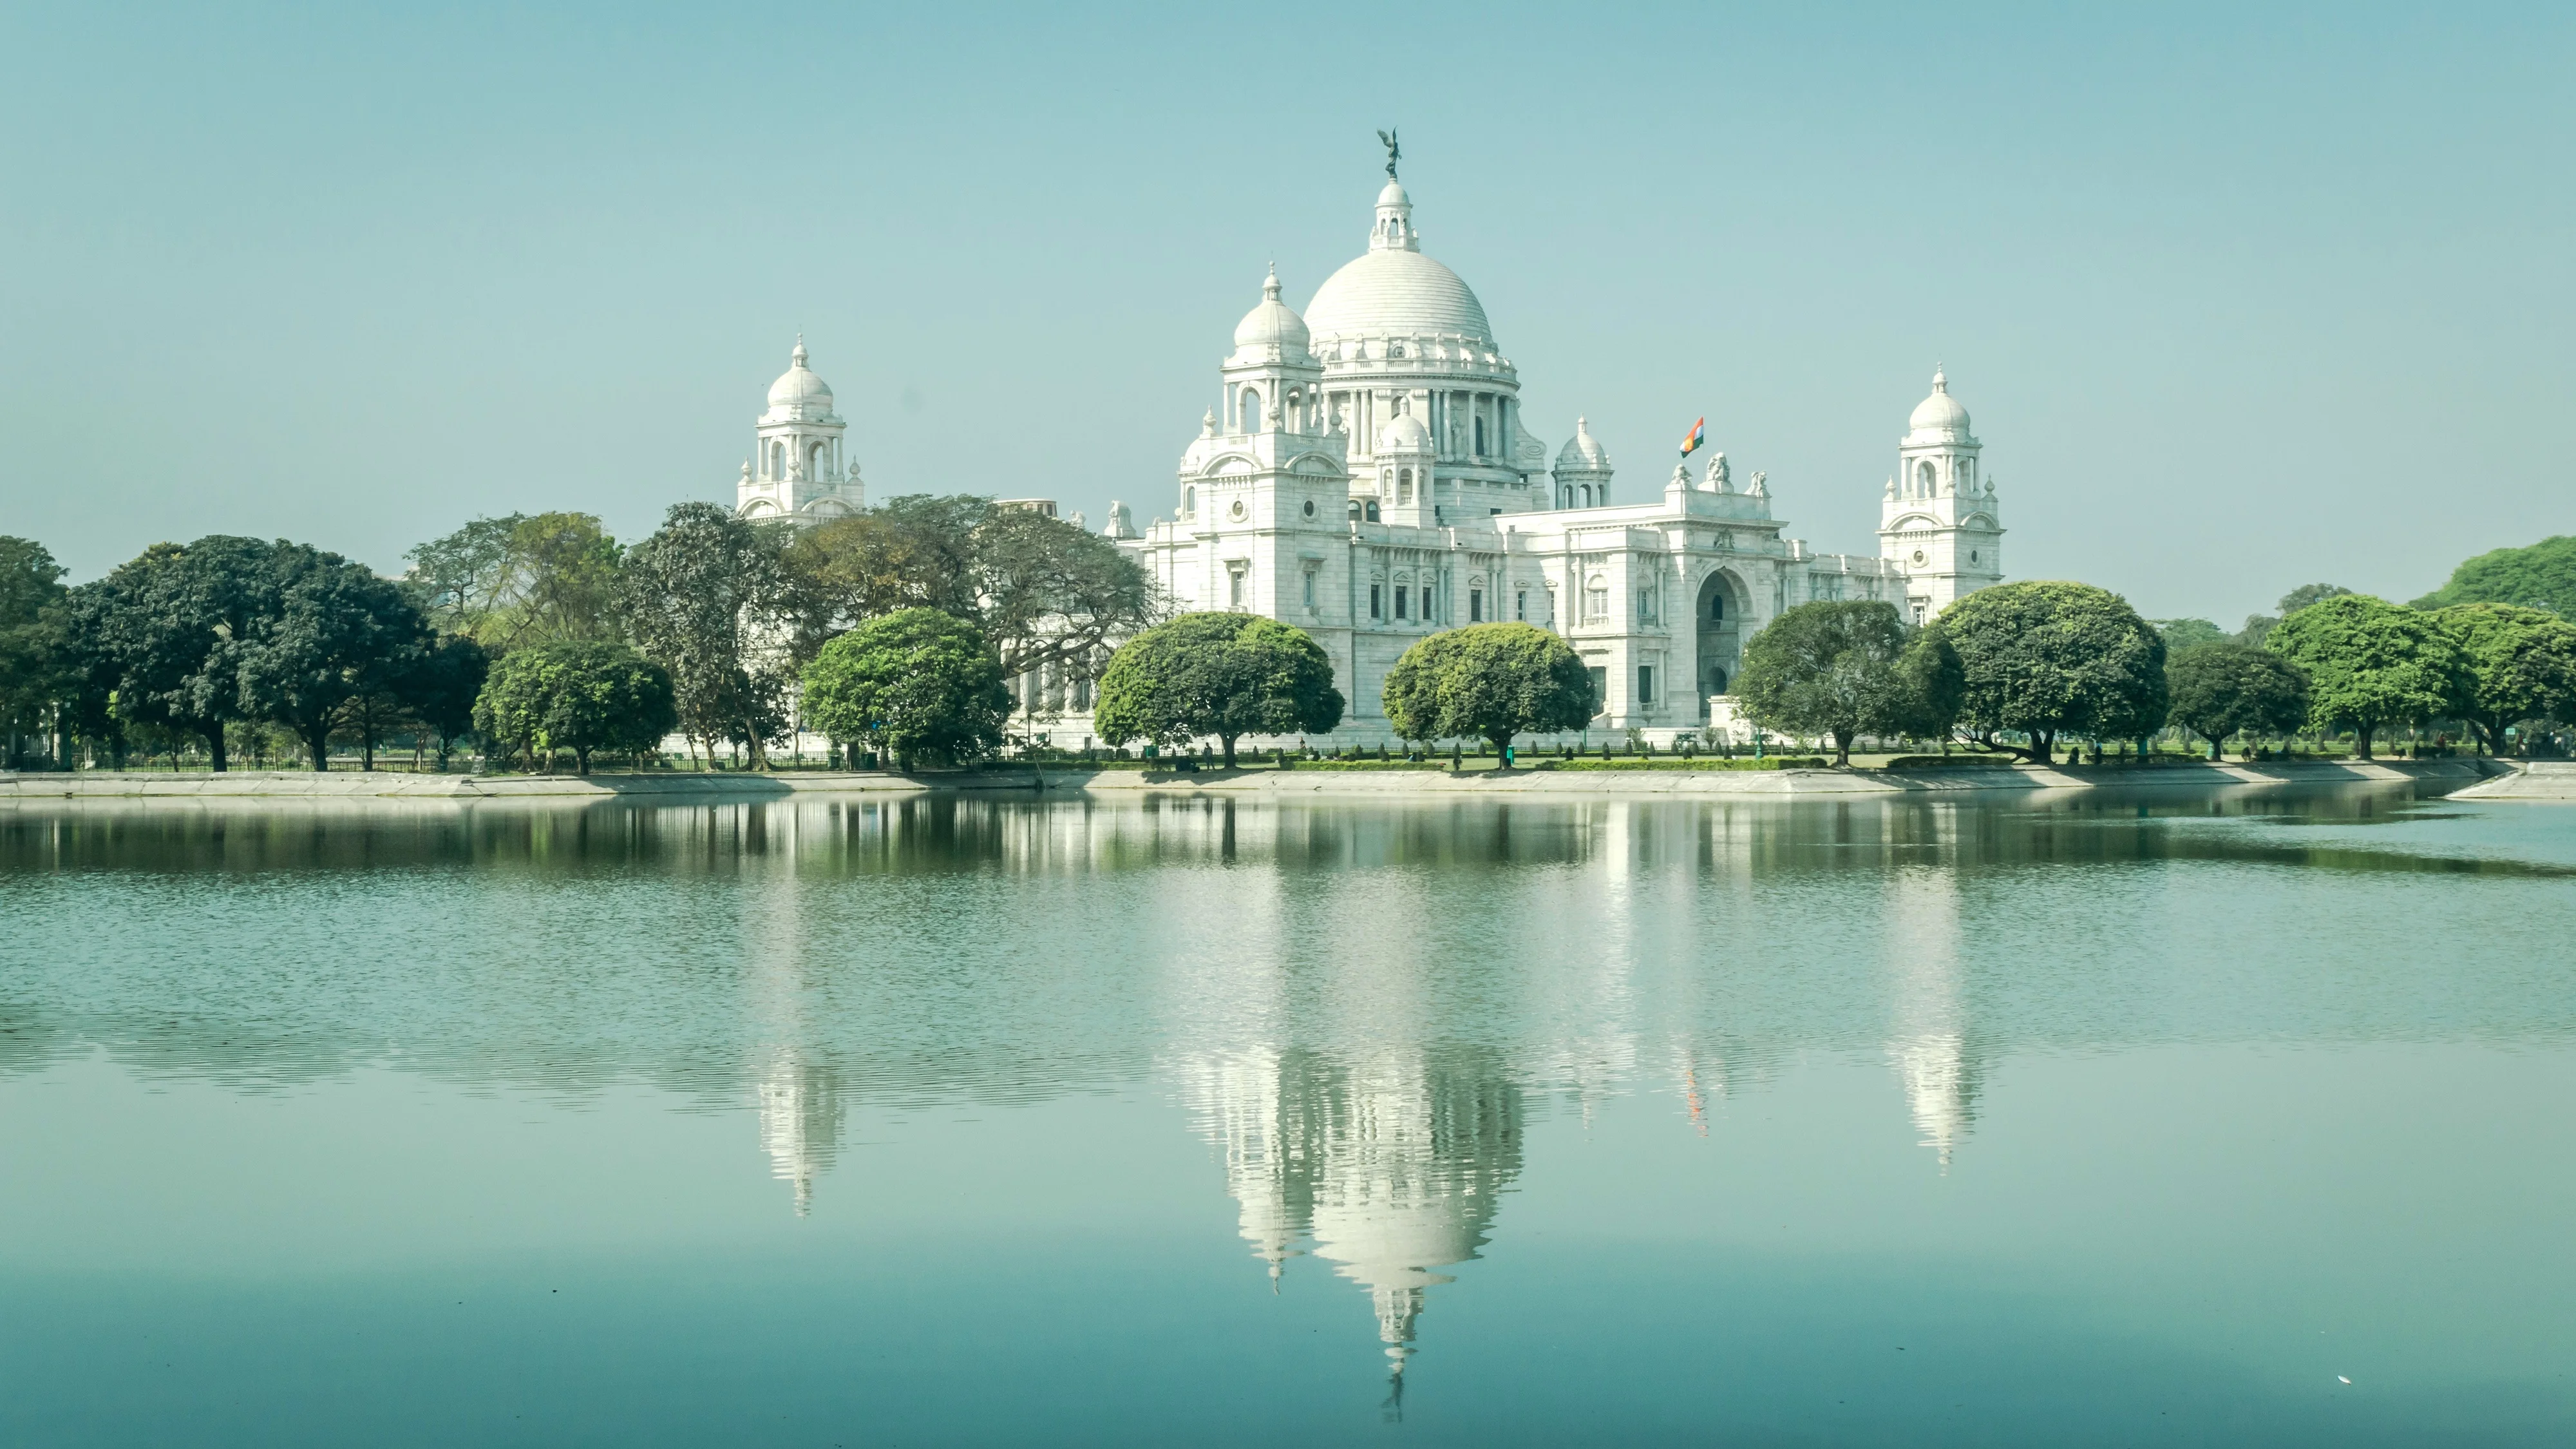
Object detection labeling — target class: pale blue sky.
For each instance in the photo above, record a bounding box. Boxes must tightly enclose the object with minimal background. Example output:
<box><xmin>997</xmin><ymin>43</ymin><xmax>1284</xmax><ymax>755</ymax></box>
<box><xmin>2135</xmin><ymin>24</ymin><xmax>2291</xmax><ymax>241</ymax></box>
<box><xmin>2</xmin><ymin>3</ymin><xmax>2568</xmax><ymax>625</ymax></box>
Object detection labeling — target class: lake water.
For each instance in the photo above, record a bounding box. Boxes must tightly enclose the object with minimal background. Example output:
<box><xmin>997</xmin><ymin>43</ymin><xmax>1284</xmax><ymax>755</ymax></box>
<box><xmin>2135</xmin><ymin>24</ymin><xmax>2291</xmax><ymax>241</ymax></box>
<box><xmin>3</xmin><ymin>782</ymin><xmax>2572</xmax><ymax>1446</ymax></box>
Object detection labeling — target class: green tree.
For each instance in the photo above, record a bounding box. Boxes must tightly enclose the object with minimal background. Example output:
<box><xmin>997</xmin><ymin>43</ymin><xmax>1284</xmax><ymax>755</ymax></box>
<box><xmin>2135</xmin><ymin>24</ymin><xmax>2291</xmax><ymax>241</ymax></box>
<box><xmin>620</xmin><ymin>502</ymin><xmax>796</xmax><ymax>767</ymax></box>
<box><xmin>2165</xmin><ymin>641</ymin><xmax>2311</xmax><ymax>758</ymax></box>
<box><xmin>1941</xmin><ymin>581</ymin><xmax>2168</xmax><ymax>763</ymax></box>
<box><xmin>1095</xmin><ymin>613</ymin><xmax>1343</xmax><ymax>766</ymax></box>
<box><xmin>408</xmin><ymin>633</ymin><xmax>491</xmax><ymax>770</ymax></box>
<box><xmin>2153</xmin><ymin>618</ymin><xmax>2228</xmax><ymax>652</ymax></box>
<box><xmin>2432</xmin><ymin>603</ymin><xmax>2576</xmax><ymax>755</ymax></box>
<box><xmin>75</xmin><ymin>536</ymin><xmax>281</xmax><ymax>772</ymax></box>
<box><xmin>235</xmin><ymin>544</ymin><xmax>431</xmax><ymax>771</ymax></box>
<box><xmin>471</xmin><ymin>640</ymin><xmax>675</xmax><ymax>774</ymax></box>
<box><xmin>799</xmin><ymin>608</ymin><xmax>1011</xmax><ymax>769</ymax></box>
<box><xmin>1379</xmin><ymin>623</ymin><xmax>1591</xmax><ymax>762</ymax></box>
<box><xmin>784</xmin><ymin>495</ymin><xmax>1157</xmax><ymax>679</ymax></box>
<box><xmin>406</xmin><ymin>512</ymin><xmax>624</xmax><ymax>649</ymax></box>
<box><xmin>2278</xmin><ymin>583</ymin><xmax>2354</xmax><ymax>616</ymax></box>
<box><xmin>1883</xmin><ymin>626</ymin><xmax>1967</xmax><ymax>744</ymax></box>
<box><xmin>2414</xmin><ymin>535</ymin><xmax>2576</xmax><ymax>618</ymax></box>
<box><xmin>1731</xmin><ymin>601</ymin><xmax>1931</xmax><ymax>766</ymax></box>
<box><xmin>2264</xmin><ymin>594</ymin><xmax>2460</xmax><ymax>759</ymax></box>
<box><xmin>0</xmin><ymin>538</ymin><xmax>70</xmax><ymax>768</ymax></box>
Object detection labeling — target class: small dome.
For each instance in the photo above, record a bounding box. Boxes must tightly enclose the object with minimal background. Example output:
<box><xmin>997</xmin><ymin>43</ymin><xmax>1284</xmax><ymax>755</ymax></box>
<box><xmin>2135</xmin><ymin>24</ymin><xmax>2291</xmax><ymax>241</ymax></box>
<box><xmin>1908</xmin><ymin>368</ymin><xmax>1971</xmax><ymax>439</ymax></box>
<box><xmin>1555</xmin><ymin>417</ymin><xmax>1609</xmax><ymax>471</ymax></box>
<box><xmin>1232</xmin><ymin>268</ymin><xmax>1311</xmax><ymax>355</ymax></box>
<box><xmin>1377</xmin><ymin>178</ymin><xmax>1410</xmax><ymax>210</ymax></box>
<box><xmin>1377</xmin><ymin>411</ymin><xmax>1432</xmax><ymax>453</ymax></box>
<box><xmin>764</xmin><ymin>338</ymin><xmax>837</xmax><ymax>422</ymax></box>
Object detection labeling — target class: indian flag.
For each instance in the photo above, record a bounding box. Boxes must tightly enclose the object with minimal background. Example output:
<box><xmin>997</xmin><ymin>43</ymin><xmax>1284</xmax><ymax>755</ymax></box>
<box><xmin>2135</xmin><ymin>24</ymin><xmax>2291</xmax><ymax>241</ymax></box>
<box><xmin>1679</xmin><ymin>417</ymin><xmax>1707</xmax><ymax>457</ymax></box>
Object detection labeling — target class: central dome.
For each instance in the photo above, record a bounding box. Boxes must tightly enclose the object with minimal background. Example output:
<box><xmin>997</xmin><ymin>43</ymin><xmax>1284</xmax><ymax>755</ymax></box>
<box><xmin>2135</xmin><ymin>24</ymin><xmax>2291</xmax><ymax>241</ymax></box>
<box><xmin>1304</xmin><ymin>249</ymin><xmax>1492</xmax><ymax>345</ymax></box>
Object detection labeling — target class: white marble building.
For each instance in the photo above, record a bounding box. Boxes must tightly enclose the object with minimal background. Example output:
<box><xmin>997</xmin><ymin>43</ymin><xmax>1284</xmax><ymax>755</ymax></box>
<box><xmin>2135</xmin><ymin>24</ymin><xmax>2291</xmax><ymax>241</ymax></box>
<box><xmin>738</xmin><ymin>164</ymin><xmax>2007</xmax><ymax>747</ymax></box>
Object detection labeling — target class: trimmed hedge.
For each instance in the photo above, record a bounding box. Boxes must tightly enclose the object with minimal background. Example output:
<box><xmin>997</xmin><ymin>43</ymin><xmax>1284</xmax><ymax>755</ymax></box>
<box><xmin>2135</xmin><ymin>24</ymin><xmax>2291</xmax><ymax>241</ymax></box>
<box><xmin>1540</xmin><ymin>756</ymin><xmax>1830</xmax><ymax>772</ymax></box>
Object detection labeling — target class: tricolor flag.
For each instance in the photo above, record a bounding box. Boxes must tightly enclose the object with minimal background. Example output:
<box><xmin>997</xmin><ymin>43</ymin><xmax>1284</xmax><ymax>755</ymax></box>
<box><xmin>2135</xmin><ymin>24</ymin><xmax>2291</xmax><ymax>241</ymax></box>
<box><xmin>1679</xmin><ymin>417</ymin><xmax>1707</xmax><ymax>457</ymax></box>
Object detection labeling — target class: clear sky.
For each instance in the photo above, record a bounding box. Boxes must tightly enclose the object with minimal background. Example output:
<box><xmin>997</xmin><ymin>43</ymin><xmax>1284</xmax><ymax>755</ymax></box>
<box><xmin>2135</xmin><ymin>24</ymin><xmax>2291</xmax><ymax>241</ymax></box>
<box><xmin>3</xmin><ymin>3</ymin><xmax>2568</xmax><ymax>627</ymax></box>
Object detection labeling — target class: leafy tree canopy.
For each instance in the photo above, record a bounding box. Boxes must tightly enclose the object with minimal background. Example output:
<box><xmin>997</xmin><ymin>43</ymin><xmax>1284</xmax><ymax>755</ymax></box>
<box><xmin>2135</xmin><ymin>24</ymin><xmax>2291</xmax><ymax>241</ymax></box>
<box><xmin>235</xmin><ymin>544</ymin><xmax>430</xmax><ymax>770</ymax></box>
<box><xmin>800</xmin><ymin>608</ymin><xmax>1011</xmax><ymax>768</ymax></box>
<box><xmin>2413</xmin><ymin>535</ymin><xmax>2576</xmax><ymax>619</ymax></box>
<box><xmin>74</xmin><ymin>536</ymin><xmax>281</xmax><ymax>771</ymax></box>
<box><xmin>1940</xmin><ymin>581</ymin><xmax>2168</xmax><ymax>762</ymax></box>
<box><xmin>2264</xmin><ymin>594</ymin><xmax>2460</xmax><ymax>759</ymax></box>
<box><xmin>1732</xmin><ymin>601</ymin><xmax>1957</xmax><ymax>766</ymax></box>
<box><xmin>405</xmin><ymin>512</ymin><xmax>623</xmax><ymax>650</ymax></box>
<box><xmin>2164</xmin><ymin>641</ymin><xmax>2310</xmax><ymax>757</ymax></box>
<box><xmin>620</xmin><ymin>502</ymin><xmax>796</xmax><ymax>766</ymax></box>
<box><xmin>1380</xmin><ymin>623</ymin><xmax>1591</xmax><ymax>760</ymax></box>
<box><xmin>2432</xmin><ymin>603</ymin><xmax>2576</xmax><ymax>753</ymax></box>
<box><xmin>2152</xmin><ymin>618</ymin><xmax>2228</xmax><ymax>652</ymax></box>
<box><xmin>2278</xmin><ymin>583</ymin><xmax>2354</xmax><ymax>616</ymax></box>
<box><xmin>473</xmin><ymin>640</ymin><xmax>676</xmax><ymax>773</ymax></box>
<box><xmin>786</xmin><ymin>495</ymin><xmax>1157</xmax><ymax>677</ymax></box>
<box><xmin>1095</xmin><ymin>612</ymin><xmax>1342</xmax><ymax>766</ymax></box>
<box><xmin>0</xmin><ymin>538</ymin><xmax>71</xmax><ymax>752</ymax></box>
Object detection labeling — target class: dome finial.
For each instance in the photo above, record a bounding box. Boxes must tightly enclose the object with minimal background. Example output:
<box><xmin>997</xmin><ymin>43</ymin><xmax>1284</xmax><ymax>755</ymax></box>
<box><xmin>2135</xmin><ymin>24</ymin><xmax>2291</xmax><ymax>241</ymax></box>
<box><xmin>793</xmin><ymin>334</ymin><xmax>809</xmax><ymax>368</ymax></box>
<box><xmin>1932</xmin><ymin>363</ymin><xmax>1946</xmax><ymax>393</ymax></box>
<box><xmin>1263</xmin><ymin>263</ymin><xmax>1280</xmax><ymax>301</ymax></box>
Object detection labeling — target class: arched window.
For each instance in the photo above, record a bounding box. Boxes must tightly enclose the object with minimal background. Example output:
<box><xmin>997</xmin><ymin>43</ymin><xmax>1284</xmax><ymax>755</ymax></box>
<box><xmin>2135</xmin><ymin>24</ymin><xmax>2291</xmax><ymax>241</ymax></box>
<box><xmin>1240</xmin><ymin>388</ymin><xmax>1261</xmax><ymax>433</ymax></box>
<box><xmin>809</xmin><ymin>442</ymin><xmax>826</xmax><ymax>477</ymax></box>
<box><xmin>1917</xmin><ymin>460</ymin><xmax>1936</xmax><ymax>493</ymax></box>
<box><xmin>1184</xmin><ymin>486</ymin><xmax>1197</xmax><ymax>517</ymax></box>
<box><xmin>769</xmin><ymin>441</ymin><xmax>784</xmax><ymax>479</ymax></box>
<box><xmin>1584</xmin><ymin>576</ymin><xmax>1609</xmax><ymax>624</ymax></box>
<box><xmin>1365</xmin><ymin>500</ymin><xmax>1381</xmax><ymax>522</ymax></box>
<box><xmin>1709</xmin><ymin>591</ymin><xmax>1725</xmax><ymax>622</ymax></box>
<box><xmin>1398</xmin><ymin>468</ymin><xmax>1413</xmax><ymax>504</ymax></box>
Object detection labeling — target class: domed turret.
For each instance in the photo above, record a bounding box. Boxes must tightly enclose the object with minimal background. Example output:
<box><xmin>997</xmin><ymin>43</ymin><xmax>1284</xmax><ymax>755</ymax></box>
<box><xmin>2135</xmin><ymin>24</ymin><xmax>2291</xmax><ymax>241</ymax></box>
<box><xmin>762</xmin><ymin>337</ymin><xmax>840</xmax><ymax>425</ymax></box>
<box><xmin>1551</xmin><ymin>417</ymin><xmax>1613</xmax><ymax>509</ymax></box>
<box><xmin>1378</xmin><ymin>410</ymin><xmax>1433</xmax><ymax>454</ymax></box>
<box><xmin>1231</xmin><ymin>267</ymin><xmax>1312</xmax><ymax>359</ymax></box>
<box><xmin>1906</xmin><ymin>368</ymin><xmax>1971</xmax><ymax>442</ymax></box>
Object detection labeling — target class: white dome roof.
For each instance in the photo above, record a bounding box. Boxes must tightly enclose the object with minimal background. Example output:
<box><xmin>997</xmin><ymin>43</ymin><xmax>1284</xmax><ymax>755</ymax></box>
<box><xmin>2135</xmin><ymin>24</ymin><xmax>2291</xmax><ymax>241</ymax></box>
<box><xmin>1377</xmin><ymin>411</ymin><xmax>1432</xmax><ymax>453</ymax></box>
<box><xmin>1376</xmin><ymin>178</ymin><xmax>1410</xmax><ymax>209</ymax></box>
<box><xmin>1231</xmin><ymin>269</ymin><xmax>1311</xmax><ymax>355</ymax></box>
<box><xmin>1555</xmin><ymin>417</ymin><xmax>1608</xmax><ymax>471</ymax></box>
<box><xmin>763</xmin><ymin>339</ymin><xmax>838</xmax><ymax>422</ymax></box>
<box><xmin>1307</xmin><ymin>251</ymin><xmax>1492</xmax><ymax>344</ymax></box>
<box><xmin>1908</xmin><ymin>368</ymin><xmax>1971</xmax><ymax>439</ymax></box>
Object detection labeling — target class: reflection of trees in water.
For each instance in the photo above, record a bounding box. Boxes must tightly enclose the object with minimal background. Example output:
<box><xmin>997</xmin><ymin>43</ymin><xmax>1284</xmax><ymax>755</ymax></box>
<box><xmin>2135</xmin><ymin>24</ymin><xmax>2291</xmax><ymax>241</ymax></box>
<box><xmin>3</xmin><ymin>782</ymin><xmax>2571</xmax><ymax>1217</ymax></box>
<box><xmin>1184</xmin><ymin>1043</ymin><xmax>1522</xmax><ymax>1383</ymax></box>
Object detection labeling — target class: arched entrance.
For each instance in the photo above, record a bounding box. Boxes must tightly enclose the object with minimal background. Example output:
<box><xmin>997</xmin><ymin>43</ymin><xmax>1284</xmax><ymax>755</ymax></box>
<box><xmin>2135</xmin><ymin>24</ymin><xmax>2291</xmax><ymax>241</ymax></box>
<box><xmin>1694</xmin><ymin>570</ymin><xmax>1748</xmax><ymax>719</ymax></box>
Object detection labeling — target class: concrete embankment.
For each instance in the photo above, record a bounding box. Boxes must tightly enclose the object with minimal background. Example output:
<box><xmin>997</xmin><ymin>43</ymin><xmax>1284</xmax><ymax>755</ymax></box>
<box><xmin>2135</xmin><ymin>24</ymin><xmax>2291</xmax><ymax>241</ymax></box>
<box><xmin>0</xmin><ymin>757</ymin><xmax>2508</xmax><ymax>802</ymax></box>
<box><xmin>2450</xmin><ymin>761</ymin><xmax>2576</xmax><ymax>801</ymax></box>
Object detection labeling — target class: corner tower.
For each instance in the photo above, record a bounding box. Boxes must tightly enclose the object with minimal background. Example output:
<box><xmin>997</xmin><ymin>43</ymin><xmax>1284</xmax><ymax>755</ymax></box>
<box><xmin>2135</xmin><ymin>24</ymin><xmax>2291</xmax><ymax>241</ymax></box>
<box><xmin>1879</xmin><ymin>368</ymin><xmax>2003</xmax><ymax>620</ymax></box>
<box><xmin>737</xmin><ymin>338</ymin><xmax>864</xmax><ymax>525</ymax></box>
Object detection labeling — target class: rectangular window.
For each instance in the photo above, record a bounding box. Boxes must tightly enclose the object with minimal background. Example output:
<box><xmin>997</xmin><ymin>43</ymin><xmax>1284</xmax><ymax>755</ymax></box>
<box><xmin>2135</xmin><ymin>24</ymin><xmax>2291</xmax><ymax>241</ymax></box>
<box><xmin>1394</xmin><ymin>586</ymin><xmax>1408</xmax><ymax>620</ymax></box>
<box><xmin>1370</xmin><ymin>583</ymin><xmax>1384</xmax><ymax>620</ymax></box>
<box><xmin>1421</xmin><ymin>585</ymin><xmax>1435</xmax><ymax>620</ymax></box>
<box><xmin>1547</xmin><ymin>590</ymin><xmax>1558</xmax><ymax>627</ymax></box>
<box><xmin>1302</xmin><ymin>570</ymin><xmax>1316</xmax><ymax>609</ymax></box>
<box><xmin>1587</xmin><ymin>666</ymin><xmax>1607</xmax><ymax>714</ymax></box>
<box><xmin>1639</xmin><ymin>590</ymin><xmax>1657</xmax><ymax>623</ymax></box>
<box><xmin>1584</xmin><ymin>587</ymin><xmax>1609</xmax><ymax>623</ymax></box>
<box><xmin>1515</xmin><ymin>589</ymin><xmax>1527</xmax><ymax>621</ymax></box>
<box><xmin>1229</xmin><ymin>569</ymin><xmax>1245</xmax><ymax>607</ymax></box>
<box><xmin>1469</xmin><ymin>588</ymin><xmax>1482</xmax><ymax>622</ymax></box>
<box><xmin>1637</xmin><ymin>665</ymin><xmax>1656</xmax><ymax>704</ymax></box>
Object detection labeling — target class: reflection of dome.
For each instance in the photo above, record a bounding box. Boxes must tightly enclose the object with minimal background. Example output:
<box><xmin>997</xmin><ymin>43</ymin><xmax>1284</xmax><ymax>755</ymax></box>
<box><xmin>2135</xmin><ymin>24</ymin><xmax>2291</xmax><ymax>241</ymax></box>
<box><xmin>1907</xmin><ymin>368</ymin><xmax>1971</xmax><ymax>440</ymax></box>
<box><xmin>1186</xmin><ymin>1045</ymin><xmax>1523</xmax><ymax>1382</ymax></box>
<box><xmin>1555</xmin><ymin>417</ymin><xmax>1609</xmax><ymax>472</ymax></box>
<box><xmin>1377</xmin><ymin>412</ymin><xmax>1432</xmax><ymax>453</ymax></box>
<box><xmin>762</xmin><ymin>338</ymin><xmax>840</xmax><ymax>424</ymax></box>
<box><xmin>1232</xmin><ymin>268</ymin><xmax>1311</xmax><ymax>357</ymax></box>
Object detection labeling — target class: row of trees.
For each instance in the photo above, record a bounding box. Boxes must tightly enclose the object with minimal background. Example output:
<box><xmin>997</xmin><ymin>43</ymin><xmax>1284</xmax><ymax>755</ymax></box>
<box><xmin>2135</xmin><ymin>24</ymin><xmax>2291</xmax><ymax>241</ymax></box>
<box><xmin>0</xmin><ymin>492</ymin><xmax>1159</xmax><ymax>773</ymax></box>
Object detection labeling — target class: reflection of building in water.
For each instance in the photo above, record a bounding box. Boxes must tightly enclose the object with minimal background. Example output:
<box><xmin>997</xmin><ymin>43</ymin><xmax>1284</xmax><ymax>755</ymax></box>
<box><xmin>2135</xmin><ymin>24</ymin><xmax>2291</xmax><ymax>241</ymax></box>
<box><xmin>757</xmin><ymin>1048</ymin><xmax>847</xmax><ymax>1216</ymax></box>
<box><xmin>1882</xmin><ymin>856</ymin><xmax>1982</xmax><ymax>1168</ymax></box>
<box><xmin>1186</xmin><ymin>1043</ymin><xmax>1522</xmax><ymax>1381</ymax></box>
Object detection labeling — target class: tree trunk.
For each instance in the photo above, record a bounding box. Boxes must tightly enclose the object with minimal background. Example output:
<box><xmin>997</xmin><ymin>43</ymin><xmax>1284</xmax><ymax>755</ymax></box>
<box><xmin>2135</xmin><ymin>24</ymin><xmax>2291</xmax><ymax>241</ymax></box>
<box><xmin>1832</xmin><ymin>728</ymin><xmax>1852</xmax><ymax>767</ymax></box>
<box><xmin>2354</xmin><ymin>720</ymin><xmax>2375</xmax><ymax>761</ymax></box>
<box><xmin>1488</xmin><ymin>730</ymin><xmax>1513</xmax><ymax>766</ymax></box>
<box><xmin>207</xmin><ymin>724</ymin><xmax>229</xmax><ymax>773</ymax></box>
<box><xmin>576</xmin><ymin>746</ymin><xmax>591</xmax><ymax>776</ymax></box>
<box><xmin>1220</xmin><ymin>734</ymin><xmax>1238</xmax><ymax>768</ymax></box>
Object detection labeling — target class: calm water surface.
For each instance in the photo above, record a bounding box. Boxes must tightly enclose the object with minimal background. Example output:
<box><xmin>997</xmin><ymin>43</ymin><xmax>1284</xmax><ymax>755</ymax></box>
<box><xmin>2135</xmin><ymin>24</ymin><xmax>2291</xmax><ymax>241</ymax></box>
<box><xmin>3</xmin><ymin>784</ymin><xmax>2572</xmax><ymax>1446</ymax></box>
